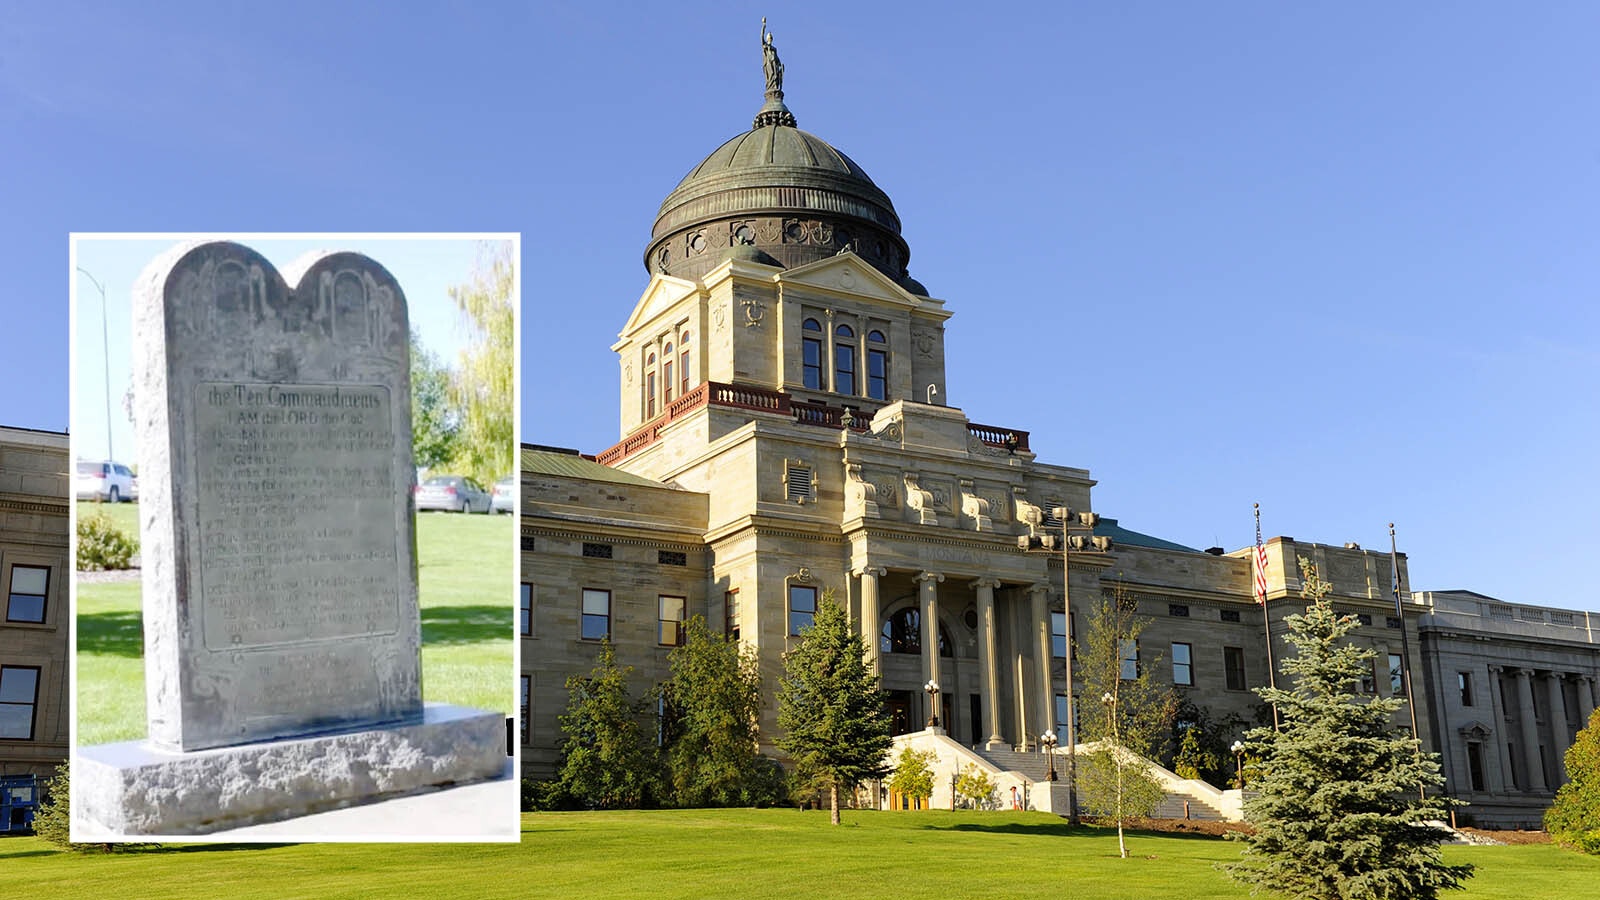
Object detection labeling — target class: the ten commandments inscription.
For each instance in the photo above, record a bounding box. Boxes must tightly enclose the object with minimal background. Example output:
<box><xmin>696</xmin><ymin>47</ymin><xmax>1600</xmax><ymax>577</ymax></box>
<box><xmin>194</xmin><ymin>382</ymin><xmax>400</xmax><ymax>649</ymax></box>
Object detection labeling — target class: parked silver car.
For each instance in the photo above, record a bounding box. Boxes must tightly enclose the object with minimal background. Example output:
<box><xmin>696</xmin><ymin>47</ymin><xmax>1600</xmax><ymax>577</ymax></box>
<box><xmin>490</xmin><ymin>476</ymin><xmax>515</xmax><ymax>514</ymax></box>
<box><xmin>75</xmin><ymin>460</ymin><xmax>135</xmax><ymax>503</ymax></box>
<box><xmin>414</xmin><ymin>475</ymin><xmax>491</xmax><ymax>513</ymax></box>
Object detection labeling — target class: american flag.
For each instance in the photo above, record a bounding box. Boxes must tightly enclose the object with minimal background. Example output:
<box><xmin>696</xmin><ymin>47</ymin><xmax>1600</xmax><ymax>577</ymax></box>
<box><xmin>1253</xmin><ymin>540</ymin><xmax>1269</xmax><ymax>605</ymax></box>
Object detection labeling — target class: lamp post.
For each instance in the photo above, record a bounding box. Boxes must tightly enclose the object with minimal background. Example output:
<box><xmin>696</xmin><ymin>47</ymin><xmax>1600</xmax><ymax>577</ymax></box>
<box><xmin>75</xmin><ymin>267</ymin><xmax>115</xmax><ymax>463</ymax></box>
<box><xmin>1231</xmin><ymin>740</ymin><xmax>1245</xmax><ymax>789</ymax></box>
<box><xmin>1052</xmin><ymin>506</ymin><xmax>1081</xmax><ymax>823</ymax></box>
<box><xmin>1040</xmin><ymin>731</ymin><xmax>1058</xmax><ymax>781</ymax></box>
<box><xmin>924</xmin><ymin>679</ymin><xmax>940</xmax><ymax>730</ymax></box>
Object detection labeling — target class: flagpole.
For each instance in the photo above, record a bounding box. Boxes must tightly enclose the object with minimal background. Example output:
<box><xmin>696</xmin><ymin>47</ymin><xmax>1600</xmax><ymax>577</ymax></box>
<box><xmin>1256</xmin><ymin>503</ymin><xmax>1280</xmax><ymax>730</ymax></box>
<box><xmin>1390</xmin><ymin>523</ymin><xmax>1425</xmax><ymax>800</ymax></box>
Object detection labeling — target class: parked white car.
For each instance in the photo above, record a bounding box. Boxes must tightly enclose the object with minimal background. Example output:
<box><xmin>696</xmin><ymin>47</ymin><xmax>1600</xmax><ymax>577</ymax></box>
<box><xmin>75</xmin><ymin>460</ymin><xmax>135</xmax><ymax>503</ymax></box>
<box><xmin>490</xmin><ymin>476</ymin><xmax>515</xmax><ymax>514</ymax></box>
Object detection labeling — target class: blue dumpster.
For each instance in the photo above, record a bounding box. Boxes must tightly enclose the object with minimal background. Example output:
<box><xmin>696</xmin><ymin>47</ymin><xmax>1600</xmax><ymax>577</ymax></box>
<box><xmin>0</xmin><ymin>774</ymin><xmax>40</xmax><ymax>833</ymax></box>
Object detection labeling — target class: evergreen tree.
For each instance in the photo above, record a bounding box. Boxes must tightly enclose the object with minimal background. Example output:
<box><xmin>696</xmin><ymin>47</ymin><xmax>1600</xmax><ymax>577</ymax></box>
<box><xmin>776</xmin><ymin>589</ymin><xmax>892</xmax><ymax>825</ymax></box>
<box><xmin>886</xmin><ymin>746</ymin><xmax>936</xmax><ymax>807</ymax></box>
<box><xmin>1226</xmin><ymin>558</ymin><xmax>1473</xmax><ymax>899</ymax></box>
<box><xmin>30</xmin><ymin>762</ymin><xmax>72</xmax><ymax>850</ymax></box>
<box><xmin>1545</xmin><ymin>707</ymin><xmax>1600</xmax><ymax>855</ymax></box>
<box><xmin>1077</xmin><ymin>586</ymin><xmax>1176</xmax><ymax>857</ymax></box>
<box><xmin>663</xmin><ymin>616</ymin><xmax>783</xmax><ymax>807</ymax></box>
<box><xmin>555</xmin><ymin>640</ymin><xmax>662</xmax><ymax>809</ymax></box>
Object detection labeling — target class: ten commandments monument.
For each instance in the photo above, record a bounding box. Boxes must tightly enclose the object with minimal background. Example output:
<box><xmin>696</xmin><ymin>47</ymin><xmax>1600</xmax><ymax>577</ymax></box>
<box><xmin>76</xmin><ymin>241</ymin><xmax>506</xmax><ymax>836</ymax></box>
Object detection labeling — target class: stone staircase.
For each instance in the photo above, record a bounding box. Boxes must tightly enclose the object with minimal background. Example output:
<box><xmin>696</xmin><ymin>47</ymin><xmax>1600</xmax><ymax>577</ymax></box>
<box><xmin>974</xmin><ymin>741</ymin><xmax>1237</xmax><ymax>821</ymax></box>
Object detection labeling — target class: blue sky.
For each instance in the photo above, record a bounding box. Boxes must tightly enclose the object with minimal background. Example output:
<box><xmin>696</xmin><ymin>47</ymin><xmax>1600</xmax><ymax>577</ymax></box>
<box><xmin>4</xmin><ymin>3</ymin><xmax>1597</xmax><ymax>609</ymax></box>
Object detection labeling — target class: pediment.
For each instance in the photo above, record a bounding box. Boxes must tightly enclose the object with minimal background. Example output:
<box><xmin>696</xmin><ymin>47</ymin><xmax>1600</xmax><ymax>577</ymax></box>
<box><xmin>1457</xmin><ymin>720</ymin><xmax>1493</xmax><ymax>740</ymax></box>
<box><xmin>778</xmin><ymin>252</ymin><xmax>936</xmax><ymax>311</ymax></box>
<box><xmin>619</xmin><ymin>274</ymin><xmax>700</xmax><ymax>338</ymax></box>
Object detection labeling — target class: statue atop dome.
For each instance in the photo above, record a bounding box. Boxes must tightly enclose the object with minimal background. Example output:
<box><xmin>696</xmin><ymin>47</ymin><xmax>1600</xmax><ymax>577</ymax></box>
<box><xmin>761</xmin><ymin>18</ymin><xmax>784</xmax><ymax>98</ymax></box>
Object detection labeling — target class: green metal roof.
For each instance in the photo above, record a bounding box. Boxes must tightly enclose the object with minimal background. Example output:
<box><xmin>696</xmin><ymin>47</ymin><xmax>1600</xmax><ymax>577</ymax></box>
<box><xmin>1093</xmin><ymin>517</ymin><xmax>1201</xmax><ymax>553</ymax></box>
<box><xmin>520</xmin><ymin>444</ymin><xmax>669</xmax><ymax>489</ymax></box>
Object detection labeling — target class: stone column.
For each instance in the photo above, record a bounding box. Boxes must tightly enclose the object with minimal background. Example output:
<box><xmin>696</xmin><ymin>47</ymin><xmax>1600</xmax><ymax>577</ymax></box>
<box><xmin>972</xmin><ymin>577</ymin><xmax>1003</xmax><ymax>747</ymax></box>
<box><xmin>1485</xmin><ymin>665</ymin><xmax>1509</xmax><ymax>794</ymax></box>
<box><xmin>1514</xmin><ymin>668</ymin><xmax>1548</xmax><ymax>793</ymax></box>
<box><xmin>1030</xmin><ymin>583</ymin><xmax>1055</xmax><ymax>736</ymax></box>
<box><xmin>1578</xmin><ymin>675</ymin><xmax>1596</xmax><ymax>726</ymax></box>
<box><xmin>916</xmin><ymin>571</ymin><xmax>944</xmax><ymax>726</ymax></box>
<box><xmin>1548</xmin><ymin>674</ymin><xmax>1572</xmax><ymax>784</ymax></box>
<box><xmin>857</xmin><ymin>566</ymin><xmax>885</xmax><ymax>673</ymax></box>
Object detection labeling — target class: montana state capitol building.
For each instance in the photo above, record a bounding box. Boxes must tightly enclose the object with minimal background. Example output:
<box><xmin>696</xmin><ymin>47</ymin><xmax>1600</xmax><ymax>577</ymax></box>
<box><xmin>520</xmin><ymin>41</ymin><xmax>1599</xmax><ymax>828</ymax></box>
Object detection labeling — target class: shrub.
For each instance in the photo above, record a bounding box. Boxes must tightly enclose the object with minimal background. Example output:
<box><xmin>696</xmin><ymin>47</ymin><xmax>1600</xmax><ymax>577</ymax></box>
<box><xmin>1546</xmin><ymin>708</ymin><xmax>1600</xmax><ymax>855</ymax></box>
<box><xmin>77</xmin><ymin>513</ymin><xmax>137</xmax><ymax>571</ymax></box>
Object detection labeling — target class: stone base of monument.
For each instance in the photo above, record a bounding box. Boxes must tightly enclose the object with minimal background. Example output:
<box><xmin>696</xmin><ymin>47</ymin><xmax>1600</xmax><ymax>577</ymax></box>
<box><xmin>74</xmin><ymin>703</ymin><xmax>506</xmax><ymax>837</ymax></box>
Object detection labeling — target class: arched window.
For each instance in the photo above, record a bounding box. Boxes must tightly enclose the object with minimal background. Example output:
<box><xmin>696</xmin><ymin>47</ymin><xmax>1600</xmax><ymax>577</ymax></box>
<box><xmin>646</xmin><ymin>353</ymin><xmax>657</xmax><ymax>419</ymax></box>
<box><xmin>867</xmin><ymin>330</ymin><xmax>888</xmax><ymax>400</ymax></box>
<box><xmin>801</xmin><ymin>318</ymin><xmax>823</xmax><ymax>389</ymax></box>
<box><xmin>679</xmin><ymin>331</ymin><xmax>691</xmax><ymax>396</ymax></box>
<box><xmin>880</xmin><ymin>607</ymin><xmax>952</xmax><ymax>656</ymax></box>
<box><xmin>835</xmin><ymin>323</ymin><xmax>856</xmax><ymax>395</ymax></box>
<box><xmin>663</xmin><ymin>342</ymin><xmax>674</xmax><ymax>404</ymax></box>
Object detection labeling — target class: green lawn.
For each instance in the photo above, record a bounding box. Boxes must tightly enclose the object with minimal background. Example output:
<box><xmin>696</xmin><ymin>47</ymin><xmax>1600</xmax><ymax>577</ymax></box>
<box><xmin>76</xmin><ymin>510</ymin><xmax>513</xmax><ymax>744</ymax></box>
<box><xmin>2</xmin><ymin>810</ymin><xmax>1597</xmax><ymax>899</ymax></box>
<box><xmin>76</xmin><ymin>499</ymin><xmax>140</xmax><ymax>537</ymax></box>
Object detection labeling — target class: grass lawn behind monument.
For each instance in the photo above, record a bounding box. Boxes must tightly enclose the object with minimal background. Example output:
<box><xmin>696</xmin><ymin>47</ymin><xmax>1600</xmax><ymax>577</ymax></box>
<box><xmin>75</xmin><ymin>509</ymin><xmax>513</xmax><ymax>744</ymax></box>
<box><xmin>76</xmin><ymin>499</ymin><xmax>140</xmax><ymax>536</ymax></box>
<box><xmin>3</xmin><ymin>810</ymin><xmax>1598</xmax><ymax>899</ymax></box>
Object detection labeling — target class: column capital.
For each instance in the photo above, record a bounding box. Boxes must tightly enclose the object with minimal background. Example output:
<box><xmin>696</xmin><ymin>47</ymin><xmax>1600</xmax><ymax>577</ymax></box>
<box><xmin>1027</xmin><ymin>581</ymin><xmax>1051</xmax><ymax>598</ymax></box>
<box><xmin>854</xmin><ymin>565</ymin><xmax>887</xmax><ymax>578</ymax></box>
<box><xmin>915</xmin><ymin>571</ymin><xmax>945</xmax><ymax>586</ymax></box>
<box><xmin>970</xmin><ymin>576</ymin><xmax>1001</xmax><ymax>591</ymax></box>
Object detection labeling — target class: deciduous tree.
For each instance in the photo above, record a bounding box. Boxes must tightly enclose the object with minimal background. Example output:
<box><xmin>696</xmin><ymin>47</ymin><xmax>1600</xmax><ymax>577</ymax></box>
<box><xmin>1226</xmin><ymin>558</ymin><xmax>1472</xmax><ymax>899</ymax></box>
<box><xmin>663</xmin><ymin>616</ymin><xmax>783</xmax><ymax>807</ymax></box>
<box><xmin>886</xmin><ymin>746</ymin><xmax>935</xmax><ymax>807</ymax></box>
<box><xmin>1546</xmin><ymin>707</ymin><xmax>1600</xmax><ymax>855</ymax></box>
<box><xmin>409</xmin><ymin>328</ymin><xmax>459</xmax><ymax>472</ymax></box>
<box><xmin>446</xmin><ymin>241</ymin><xmax>514</xmax><ymax>486</ymax></box>
<box><xmin>1077</xmin><ymin>586</ymin><xmax>1176</xmax><ymax>857</ymax></box>
<box><xmin>776</xmin><ymin>589</ymin><xmax>892</xmax><ymax>824</ymax></box>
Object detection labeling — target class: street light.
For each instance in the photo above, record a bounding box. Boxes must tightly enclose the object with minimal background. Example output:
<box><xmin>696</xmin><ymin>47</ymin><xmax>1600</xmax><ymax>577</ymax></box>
<box><xmin>1040</xmin><ymin>731</ymin><xmax>1058</xmax><ymax>781</ymax></box>
<box><xmin>75</xmin><ymin>267</ymin><xmax>115</xmax><ymax>463</ymax></box>
<box><xmin>1231</xmin><ymin>740</ymin><xmax>1245</xmax><ymax>789</ymax></box>
<box><xmin>924</xmin><ymin>679</ymin><xmax>940</xmax><ymax>730</ymax></box>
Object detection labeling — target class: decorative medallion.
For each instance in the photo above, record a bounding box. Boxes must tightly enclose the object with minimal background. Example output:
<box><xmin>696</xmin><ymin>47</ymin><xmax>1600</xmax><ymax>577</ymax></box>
<box><xmin>838</xmin><ymin>268</ymin><xmax>856</xmax><ymax>291</ymax></box>
<box><xmin>712</xmin><ymin>304</ymin><xmax>727</xmax><ymax>330</ymax></box>
<box><xmin>913</xmin><ymin>329</ymin><xmax>935</xmax><ymax>357</ymax></box>
<box><xmin>757</xmin><ymin>219</ymin><xmax>783</xmax><ymax>244</ymax></box>
<box><xmin>742</xmin><ymin>297</ymin><xmax>765</xmax><ymax>327</ymax></box>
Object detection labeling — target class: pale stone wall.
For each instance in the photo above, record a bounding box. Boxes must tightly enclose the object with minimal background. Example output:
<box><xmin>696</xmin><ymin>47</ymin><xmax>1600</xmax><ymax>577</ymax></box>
<box><xmin>0</xmin><ymin>427</ymin><xmax>69</xmax><ymax>780</ymax></box>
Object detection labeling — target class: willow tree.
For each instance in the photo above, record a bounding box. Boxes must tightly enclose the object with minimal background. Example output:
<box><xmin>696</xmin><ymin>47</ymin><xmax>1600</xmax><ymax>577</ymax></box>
<box><xmin>447</xmin><ymin>240</ymin><xmax>514</xmax><ymax>485</ymax></box>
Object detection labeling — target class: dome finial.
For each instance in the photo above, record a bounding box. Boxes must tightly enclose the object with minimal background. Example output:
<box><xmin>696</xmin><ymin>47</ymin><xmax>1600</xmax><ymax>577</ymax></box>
<box><xmin>755</xmin><ymin>18</ymin><xmax>797</xmax><ymax>129</ymax></box>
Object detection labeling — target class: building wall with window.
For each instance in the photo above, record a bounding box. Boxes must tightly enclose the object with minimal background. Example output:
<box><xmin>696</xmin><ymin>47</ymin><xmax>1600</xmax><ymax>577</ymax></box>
<box><xmin>1416</xmin><ymin>590</ymin><xmax>1600</xmax><ymax>828</ymax></box>
<box><xmin>0</xmin><ymin>427</ymin><xmax>69</xmax><ymax>781</ymax></box>
<box><xmin>519</xmin><ymin>445</ymin><xmax>709</xmax><ymax>779</ymax></box>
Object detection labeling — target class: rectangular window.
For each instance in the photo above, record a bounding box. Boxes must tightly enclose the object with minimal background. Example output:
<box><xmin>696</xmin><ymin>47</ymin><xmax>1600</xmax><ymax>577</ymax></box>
<box><xmin>835</xmin><ymin>343</ymin><xmax>856</xmax><ymax>395</ymax></box>
<box><xmin>1361</xmin><ymin>660</ymin><xmax>1377</xmax><ymax>694</ymax></box>
<box><xmin>658</xmin><ymin>550</ymin><xmax>687</xmax><ymax>566</ymax></box>
<box><xmin>581</xmin><ymin>542</ymin><xmax>613</xmax><ymax>559</ymax></box>
<box><xmin>6</xmin><ymin>565</ymin><xmax>48</xmax><ymax>624</ymax></box>
<box><xmin>1389</xmin><ymin>653</ymin><xmax>1404</xmax><ymax>695</ymax></box>
<box><xmin>1224</xmin><ymin>646</ymin><xmax>1247</xmax><ymax>691</ymax></box>
<box><xmin>520</xmin><ymin>675</ymin><xmax>531</xmax><ymax>745</ymax></box>
<box><xmin>1356</xmin><ymin>613</ymin><xmax>1373</xmax><ymax>627</ymax></box>
<box><xmin>680</xmin><ymin>349</ymin><xmax>690</xmax><ymax>397</ymax></box>
<box><xmin>1119</xmin><ymin>639</ymin><xmax>1138</xmax><ymax>681</ymax></box>
<box><xmin>1168</xmin><ymin>603</ymin><xmax>1189</xmax><ymax>618</ymax></box>
<box><xmin>788</xmin><ymin>585</ymin><xmax>817</xmax><ymax>636</ymax></box>
<box><xmin>1172</xmin><ymin>642</ymin><xmax>1193</xmax><ymax>687</ymax></box>
<box><xmin>1220</xmin><ymin>609</ymin><xmax>1241</xmax><ymax>623</ymax></box>
<box><xmin>867</xmin><ymin>348</ymin><xmax>887</xmax><ymax>400</ymax></box>
<box><xmin>802</xmin><ymin>337</ymin><xmax>822</xmax><ymax>389</ymax></box>
<box><xmin>725</xmin><ymin>590</ymin><xmax>740</xmax><ymax>641</ymax></box>
<box><xmin>520</xmin><ymin>535</ymin><xmax>536</xmax><ymax>552</ymax></box>
<box><xmin>1458</xmin><ymin>671</ymin><xmax>1473</xmax><ymax>707</ymax></box>
<box><xmin>581</xmin><ymin>589</ymin><xmax>610</xmax><ymax>641</ymax></box>
<box><xmin>1386</xmin><ymin>615</ymin><xmax>1403</xmax><ymax>629</ymax></box>
<box><xmin>0</xmin><ymin>666</ymin><xmax>40</xmax><ymax>740</ymax></box>
<box><xmin>659</xmin><ymin>595</ymin><xmax>686</xmax><ymax>646</ymax></box>
<box><xmin>1051</xmin><ymin>612</ymin><xmax>1066</xmax><ymax>658</ymax></box>
<box><xmin>663</xmin><ymin>359</ymin><xmax>674</xmax><ymax>404</ymax></box>
<box><xmin>1466</xmin><ymin>741</ymin><xmax>1486</xmax><ymax>792</ymax></box>
<box><xmin>646</xmin><ymin>370</ymin><xmax>657</xmax><ymax>419</ymax></box>
<box><xmin>520</xmin><ymin>583</ymin><xmax>533</xmax><ymax>636</ymax></box>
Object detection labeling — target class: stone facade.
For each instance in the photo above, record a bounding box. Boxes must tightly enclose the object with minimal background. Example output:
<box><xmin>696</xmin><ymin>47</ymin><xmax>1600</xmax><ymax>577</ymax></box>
<box><xmin>0</xmin><ymin>427</ymin><xmax>69</xmax><ymax>781</ymax></box>
<box><xmin>1416</xmin><ymin>590</ymin><xmax>1600</xmax><ymax>828</ymax></box>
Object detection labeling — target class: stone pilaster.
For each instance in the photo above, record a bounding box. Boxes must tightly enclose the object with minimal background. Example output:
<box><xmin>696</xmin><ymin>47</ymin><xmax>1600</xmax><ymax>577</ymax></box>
<box><xmin>972</xmin><ymin>577</ymin><xmax>1003</xmax><ymax>748</ymax></box>
<box><xmin>916</xmin><ymin>571</ymin><xmax>944</xmax><ymax>726</ymax></box>
<box><xmin>1514</xmin><ymin>668</ymin><xmax>1548</xmax><ymax>793</ymax></box>
<box><xmin>1030</xmin><ymin>583</ymin><xmax>1055</xmax><ymax>736</ymax></box>
<box><xmin>857</xmin><ymin>566</ymin><xmax>885</xmax><ymax>673</ymax></box>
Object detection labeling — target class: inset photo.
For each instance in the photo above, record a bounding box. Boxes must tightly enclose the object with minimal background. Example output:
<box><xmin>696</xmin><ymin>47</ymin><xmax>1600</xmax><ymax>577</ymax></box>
<box><xmin>69</xmin><ymin>234</ymin><xmax>519</xmax><ymax>841</ymax></box>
